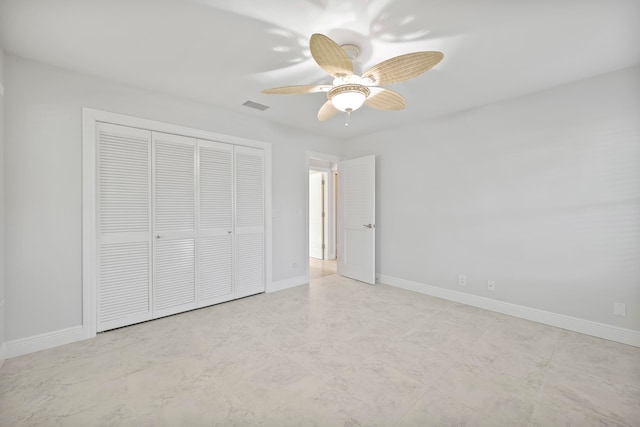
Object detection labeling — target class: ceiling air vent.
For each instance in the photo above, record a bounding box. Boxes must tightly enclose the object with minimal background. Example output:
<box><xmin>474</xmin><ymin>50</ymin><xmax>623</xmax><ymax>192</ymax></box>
<box><xmin>242</xmin><ymin>100</ymin><xmax>269</xmax><ymax>111</ymax></box>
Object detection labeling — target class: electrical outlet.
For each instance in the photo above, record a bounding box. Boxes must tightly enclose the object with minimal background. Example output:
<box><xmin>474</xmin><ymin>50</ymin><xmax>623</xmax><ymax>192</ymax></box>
<box><xmin>458</xmin><ymin>275</ymin><xmax>466</xmax><ymax>286</ymax></box>
<box><xmin>613</xmin><ymin>302</ymin><xmax>626</xmax><ymax>317</ymax></box>
<box><xmin>487</xmin><ymin>280</ymin><xmax>496</xmax><ymax>291</ymax></box>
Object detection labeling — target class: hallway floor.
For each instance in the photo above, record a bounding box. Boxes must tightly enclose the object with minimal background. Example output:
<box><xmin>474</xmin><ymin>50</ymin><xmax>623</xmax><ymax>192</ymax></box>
<box><xmin>309</xmin><ymin>257</ymin><xmax>337</xmax><ymax>280</ymax></box>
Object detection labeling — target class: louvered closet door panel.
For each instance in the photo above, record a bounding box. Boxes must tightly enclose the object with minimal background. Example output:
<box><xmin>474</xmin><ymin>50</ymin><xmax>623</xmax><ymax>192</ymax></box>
<box><xmin>199</xmin><ymin>235</ymin><xmax>233</xmax><ymax>302</ymax></box>
<box><xmin>152</xmin><ymin>132</ymin><xmax>197</xmax><ymax>317</ymax></box>
<box><xmin>235</xmin><ymin>233</ymin><xmax>264</xmax><ymax>297</ymax></box>
<box><xmin>98</xmin><ymin>124</ymin><xmax>150</xmax><ymax>234</ymax></box>
<box><xmin>97</xmin><ymin>123</ymin><xmax>152</xmax><ymax>332</ymax></box>
<box><xmin>236</xmin><ymin>148</ymin><xmax>264</xmax><ymax>229</ymax></box>
<box><xmin>234</xmin><ymin>146</ymin><xmax>265</xmax><ymax>298</ymax></box>
<box><xmin>199</xmin><ymin>141</ymin><xmax>233</xmax><ymax>230</ymax></box>
<box><xmin>155</xmin><ymin>239</ymin><xmax>195</xmax><ymax>310</ymax></box>
<box><xmin>99</xmin><ymin>242</ymin><xmax>150</xmax><ymax>325</ymax></box>
<box><xmin>198</xmin><ymin>140</ymin><xmax>234</xmax><ymax>306</ymax></box>
<box><xmin>154</xmin><ymin>134</ymin><xmax>196</xmax><ymax>232</ymax></box>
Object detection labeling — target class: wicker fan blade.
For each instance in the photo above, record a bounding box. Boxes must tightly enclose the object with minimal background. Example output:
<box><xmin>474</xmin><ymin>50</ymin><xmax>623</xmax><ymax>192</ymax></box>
<box><xmin>261</xmin><ymin>85</ymin><xmax>331</xmax><ymax>95</ymax></box>
<box><xmin>310</xmin><ymin>33</ymin><xmax>354</xmax><ymax>77</ymax></box>
<box><xmin>362</xmin><ymin>51</ymin><xmax>443</xmax><ymax>86</ymax></box>
<box><xmin>318</xmin><ymin>100</ymin><xmax>339</xmax><ymax>121</ymax></box>
<box><xmin>364</xmin><ymin>87</ymin><xmax>407</xmax><ymax>111</ymax></box>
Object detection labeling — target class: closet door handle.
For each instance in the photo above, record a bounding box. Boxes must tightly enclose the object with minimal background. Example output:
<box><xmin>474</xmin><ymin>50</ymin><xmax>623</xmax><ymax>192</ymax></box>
<box><xmin>156</xmin><ymin>235</ymin><xmax>161</xmax><ymax>239</ymax></box>
<box><xmin>228</xmin><ymin>231</ymin><xmax>232</xmax><ymax>234</ymax></box>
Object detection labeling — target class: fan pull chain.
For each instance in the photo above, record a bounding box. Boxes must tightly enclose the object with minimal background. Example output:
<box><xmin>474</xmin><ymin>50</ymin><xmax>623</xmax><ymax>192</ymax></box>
<box><xmin>345</xmin><ymin>108</ymin><xmax>352</xmax><ymax>127</ymax></box>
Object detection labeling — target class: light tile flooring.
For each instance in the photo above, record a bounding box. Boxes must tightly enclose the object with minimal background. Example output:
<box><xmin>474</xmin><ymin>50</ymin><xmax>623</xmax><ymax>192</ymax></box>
<box><xmin>310</xmin><ymin>258</ymin><xmax>337</xmax><ymax>280</ymax></box>
<box><xmin>1</xmin><ymin>273</ymin><xmax>639</xmax><ymax>426</ymax></box>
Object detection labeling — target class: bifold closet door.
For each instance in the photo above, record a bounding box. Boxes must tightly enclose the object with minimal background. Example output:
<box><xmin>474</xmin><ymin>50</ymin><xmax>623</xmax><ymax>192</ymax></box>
<box><xmin>152</xmin><ymin>132</ymin><xmax>197</xmax><ymax>318</ymax></box>
<box><xmin>198</xmin><ymin>140</ymin><xmax>234</xmax><ymax>306</ymax></box>
<box><xmin>95</xmin><ymin>123</ymin><xmax>266</xmax><ymax>330</ymax></box>
<box><xmin>96</xmin><ymin>123</ymin><xmax>152</xmax><ymax>332</ymax></box>
<box><xmin>234</xmin><ymin>146</ymin><xmax>265</xmax><ymax>298</ymax></box>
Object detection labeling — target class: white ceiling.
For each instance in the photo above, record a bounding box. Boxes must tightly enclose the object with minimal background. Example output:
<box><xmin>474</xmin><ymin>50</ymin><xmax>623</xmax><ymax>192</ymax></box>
<box><xmin>1</xmin><ymin>0</ymin><xmax>639</xmax><ymax>139</ymax></box>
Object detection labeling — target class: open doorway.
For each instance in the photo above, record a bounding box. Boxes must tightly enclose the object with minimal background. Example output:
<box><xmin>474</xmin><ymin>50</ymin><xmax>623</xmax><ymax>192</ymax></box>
<box><xmin>307</xmin><ymin>154</ymin><xmax>339</xmax><ymax>280</ymax></box>
<box><xmin>309</xmin><ymin>170</ymin><xmax>327</xmax><ymax>260</ymax></box>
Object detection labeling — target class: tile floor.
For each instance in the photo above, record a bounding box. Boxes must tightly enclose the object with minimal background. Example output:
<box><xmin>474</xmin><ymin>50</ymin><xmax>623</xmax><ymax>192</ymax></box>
<box><xmin>1</xmin><ymin>272</ymin><xmax>639</xmax><ymax>426</ymax></box>
<box><xmin>309</xmin><ymin>258</ymin><xmax>337</xmax><ymax>280</ymax></box>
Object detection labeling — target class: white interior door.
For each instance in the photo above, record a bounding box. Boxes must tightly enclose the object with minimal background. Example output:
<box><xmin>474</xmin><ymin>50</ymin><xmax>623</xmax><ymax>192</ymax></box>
<box><xmin>96</xmin><ymin>123</ymin><xmax>152</xmax><ymax>332</ymax></box>
<box><xmin>198</xmin><ymin>139</ymin><xmax>234</xmax><ymax>306</ymax></box>
<box><xmin>234</xmin><ymin>145</ymin><xmax>265</xmax><ymax>298</ymax></box>
<box><xmin>309</xmin><ymin>172</ymin><xmax>324</xmax><ymax>259</ymax></box>
<box><xmin>152</xmin><ymin>132</ymin><xmax>197</xmax><ymax>317</ymax></box>
<box><xmin>338</xmin><ymin>155</ymin><xmax>376</xmax><ymax>284</ymax></box>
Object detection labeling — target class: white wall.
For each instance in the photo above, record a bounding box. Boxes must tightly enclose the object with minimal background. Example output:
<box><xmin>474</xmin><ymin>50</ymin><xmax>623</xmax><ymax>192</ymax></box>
<box><xmin>5</xmin><ymin>52</ymin><xmax>638</xmax><ymax>349</ymax></box>
<box><xmin>344</xmin><ymin>66</ymin><xmax>640</xmax><ymax>332</ymax></box>
<box><xmin>0</xmin><ymin>47</ymin><xmax>6</xmax><ymax>361</ymax></box>
<box><xmin>4</xmin><ymin>54</ymin><xmax>340</xmax><ymax>342</ymax></box>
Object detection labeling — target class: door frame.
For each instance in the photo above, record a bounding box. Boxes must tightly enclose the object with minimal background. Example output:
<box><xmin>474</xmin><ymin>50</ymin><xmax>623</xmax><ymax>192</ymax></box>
<box><xmin>308</xmin><ymin>170</ymin><xmax>327</xmax><ymax>260</ymax></box>
<box><xmin>82</xmin><ymin>108</ymin><xmax>272</xmax><ymax>339</ymax></box>
<box><xmin>305</xmin><ymin>151</ymin><xmax>341</xmax><ymax>282</ymax></box>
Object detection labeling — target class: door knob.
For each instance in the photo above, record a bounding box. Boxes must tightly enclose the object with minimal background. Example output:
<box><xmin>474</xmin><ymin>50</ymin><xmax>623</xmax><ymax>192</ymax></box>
<box><xmin>363</xmin><ymin>224</ymin><xmax>373</xmax><ymax>229</ymax></box>
<box><xmin>156</xmin><ymin>235</ymin><xmax>161</xmax><ymax>239</ymax></box>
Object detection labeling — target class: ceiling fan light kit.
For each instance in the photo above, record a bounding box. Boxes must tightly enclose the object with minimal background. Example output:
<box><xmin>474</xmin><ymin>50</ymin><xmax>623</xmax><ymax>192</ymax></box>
<box><xmin>328</xmin><ymin>84</ymin><xmax>370</xmax><ymax>112</ymax></box>
<box><xmin>261</xmin><ymin>33</ymin><xmax>443</xmax><ymax>127</ymax></box>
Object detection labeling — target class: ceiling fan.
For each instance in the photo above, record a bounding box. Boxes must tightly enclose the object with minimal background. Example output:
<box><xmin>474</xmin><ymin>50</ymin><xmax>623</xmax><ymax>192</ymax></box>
<box><xmin>261</xmin><ymin>33</ymin><xmax>444</xmax><ymax>126</ymax></box>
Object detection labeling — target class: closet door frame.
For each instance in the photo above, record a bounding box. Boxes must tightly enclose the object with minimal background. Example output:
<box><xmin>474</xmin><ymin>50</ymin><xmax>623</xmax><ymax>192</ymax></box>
<box><xmin>82</xmin><ymin>108</ymin><xmax>272</xmax><ymax>339</ymax></box>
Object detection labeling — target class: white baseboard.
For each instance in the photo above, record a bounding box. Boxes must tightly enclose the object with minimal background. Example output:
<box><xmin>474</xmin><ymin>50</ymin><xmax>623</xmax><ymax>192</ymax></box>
<box><xmin>6</xmin><ymin>275</ymin><xmax>635</xmax><ymax>360</ymax></box>
<box><xmin>0</xmin><ymin>299</ymin><xmax>5</xmax><ymax>363</ymax></box>
<box><xmin>4</xmin><ymin>275</ymin><xmax>308</xmax><ymax>359</ymax></box>
<box><xmin>5</xmin><ymin>325</ymin><xmax>86</xmax><ymax>359</ymax></box>
<box><xmin>267</xmin><ymin>275</ymin><xmax>308</xmax><ymax>293</ymax></box>
<box><xmin>379</xmin><ymin>274</ymin><xmax>640</xmax><ymax>348</ymax></box>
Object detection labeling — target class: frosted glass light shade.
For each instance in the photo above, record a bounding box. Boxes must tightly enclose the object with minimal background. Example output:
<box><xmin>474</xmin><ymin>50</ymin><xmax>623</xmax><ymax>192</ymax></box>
<box><xmin>328</xmin><ymin>84</ymin><xmax>370</xmax><ymax>112</ymax></box>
